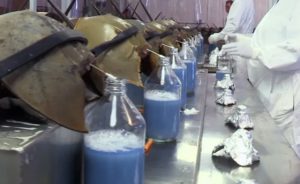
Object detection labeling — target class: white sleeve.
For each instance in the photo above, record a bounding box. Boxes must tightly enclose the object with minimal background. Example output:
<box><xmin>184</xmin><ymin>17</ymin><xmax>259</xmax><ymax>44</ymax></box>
<box><xmin>257</xmin><ymin>15</ymin><xmax>300</xmax><ymax>72</ymax></box>
<box><xmin>220</xmin><ymin>0</ymin><xmax>247</xmax><ymax>35</ymax></box>
<box><xmin>257</xmin><ymin>42</ymin><xmax>300</xmax><ymax>72</ymax></box>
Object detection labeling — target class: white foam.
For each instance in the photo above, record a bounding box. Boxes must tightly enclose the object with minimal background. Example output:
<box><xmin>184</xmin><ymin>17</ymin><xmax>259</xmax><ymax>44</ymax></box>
<box><xmin>172</xmin><ymin>65</ymin><xmax>184</xmax><ymax>70</ymax></box>
<box><xmin>183</xmin><ymin>59</ymin><xmax>196</xmax><ymax>63</ymax></box>
<box><xmin>84</xmin><ymin>130</ymin><xmax>143</xmax><ymax>152</ymax></box>
<box><xmin>144</xmin><ymin>90</ymin><xmax>180</xmax><ymax>101</ymax></box>
<box><xmin>183</xmin><ymin>108</ymin><xmax>200</xmax><ymax>115</ymax></box>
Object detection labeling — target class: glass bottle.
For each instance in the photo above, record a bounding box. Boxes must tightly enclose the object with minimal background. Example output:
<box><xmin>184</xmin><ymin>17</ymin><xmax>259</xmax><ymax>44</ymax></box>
<box><xmin>84</xmin><ymin>77</ymin><xmax>146</xmax><ymax>184</ymax></box>
<box><xmin>144</xmin><ymin>56</ymin><xmax>181</xmax><ymax>142</ymax></box>
<box><xmin>216</xmin><ymin>55</ymin><xmax>232</xmax><ymax>81</ymax></box>
<box><xmin>170</xmin><ymin>47</ymin><xmax>187</xmax><ymax>109</ymax></box>
<box><xmin>196</xmin><ymin>34</ymin><xmax>204</xmax><ymax>64</ymax></box>
<box><xmin>69</xmin><ymin>0</ymin><xmax>85</xmax><ymax>18</ymax></box>
<box><xmin>179</xmin><ymin>41</ymin><xmax>197</xmax><ymax>95</ymax></box>
<box><xmin>126</xmin><ymin>74</ymin><xmax>147</xmax><ymax>110</ymax></box>
<box><xmin>189</xmin><ymin>38</ymin><xmax>197</xmax><ymax>58</ymax></box>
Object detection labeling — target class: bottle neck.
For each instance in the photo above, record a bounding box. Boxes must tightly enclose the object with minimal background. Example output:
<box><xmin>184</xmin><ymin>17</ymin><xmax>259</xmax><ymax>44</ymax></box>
<box><xmin>181</xmin><ymin>43</ymin><xmax>188</xmax><ymax>60</ymax></box>
<box><xmin>171</xmin><ymin>49</ymin><xmax>184</xmax><ymax>68</ymax></box>
<box><xmin>170</xmin><ymin>51</ymin><xmax>177</xmax><ymax>67</ymax></box>
<box><xmin>104</xmin><ymin>77</ymin><xmax>126</xmax><ymax>95</ymax></box>
<box><xmin>159</xmin><ymin>57</ymin><xmax>170</xmax><ymax>66</ymax></box>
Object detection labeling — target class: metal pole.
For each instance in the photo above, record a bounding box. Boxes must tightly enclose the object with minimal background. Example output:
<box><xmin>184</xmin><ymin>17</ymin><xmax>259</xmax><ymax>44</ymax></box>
<box><xmin>154</xmin><ymin>12</ymin><xmax>162</xmax><ymax>20</ymax></box>
<box><xmin>47</xmin><ymin>0</ymin><xmax>74</xmax><ymax>28</ymax></box>
<box><xmin>109</xmin><ymin>0</ymin><xmax>123</xmax><ymax>18</ymax></box>
<box><xmin>29</xmin><ymin>0</ymin><xmax>37</xmax><ymax>11</ymax></box>
<box><xmin>88</xmin><ymin>0</ymin><xmax>103</xmax><ymax>15</ymax></box>
<box><xmin>139</xmin><ymin>0</ymin><xmax>153</xmax><ymax>21</ymax></box>
<box><xmin>65</xmin><ymin>0</ymin><xmax>76</xmax><ymax>16</ymax></box>
<box><xmin>130</xmin><ymin>2</ymin><xmax>139</xmax><ymax>18</ymax></box>
<box><xmin>61</xmin><ymin>0</ymin><xmax>71</xmax><ymax>16</ymax></box>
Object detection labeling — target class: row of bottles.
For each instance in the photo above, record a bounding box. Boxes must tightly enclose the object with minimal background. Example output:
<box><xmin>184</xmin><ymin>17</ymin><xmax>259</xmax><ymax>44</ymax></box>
<box><xmin>126</xmin><ymin>33</ymin><xmax>204</xmax><ymax>110</ymax></box>
<box><xmin>179</xmin><ymin>41</ymin><xmax>197</xmax><ymax>94</ymax></box>
<box><xmin>189</xmin><ymin>33</ymin><xmax>205</xmax><ymax>65</ymax></box>
<box><xmin>144</xmin><ymin>36</ymin><xmax>204</xmax><ymax>141</ymax></box>
<box><xmin>84</xmin><ymin>33</ymin><xmax>204</xmax><ymax>184</ymax></box>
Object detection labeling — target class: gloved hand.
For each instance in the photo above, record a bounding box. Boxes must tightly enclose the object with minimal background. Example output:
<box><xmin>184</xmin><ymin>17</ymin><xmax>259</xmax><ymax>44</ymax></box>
<box><xmin>208</xmin><ymin>33</ymin><xmax>225</xmax><ymax>44</ymax></box>
<box><xmin>221</xmin><ymin>41</ymin><xmax>260</xmax><ymax>59</ymax></box>
<box><xmin>224</xmin><ymin>33</ymin><xmax>252</xmax><ymax>43</ymax></box>
<box><xmin>221</xmin><ymin>34</ymin><xmax>260</xmax><ymax>59</ymax></box>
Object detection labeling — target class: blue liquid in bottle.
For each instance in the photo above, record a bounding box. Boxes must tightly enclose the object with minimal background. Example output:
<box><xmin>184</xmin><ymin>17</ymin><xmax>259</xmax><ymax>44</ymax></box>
<box><xmin>196</xmin><ymin>43</ymin><xmax>203</xmax><ymax>64</ymax></box>
<box><xmin>184</xmin><ymin>59</ymin><xmax>196</xmax><ymax>94</ymax></box>
<box><xmin>84</xmin><ymin>130</ymin><xmax>144</xmax><ymax>184</ymax></box>
<box><xmin>216</xmin><ymin>70</ymin><xmax>226</xmax><ymax>81</ymax></box>
<box><xmin>85</xmin><ymin>148</ymin><xmax>144</xmax><ymax>184</ymax></box>
<box><xmin>144</xmin><ymin>90</ymin><xmax>181</xmax><ymax>141</ymax></box>
<box><xmin>126</xmin><ymin>74</ymin><xmax>147</xmax><ymax>108</ymax></box>
<box><xmin>173</xmin><ymin>67</ymin><xmax>187</xmax><ymax>108</ymax></box>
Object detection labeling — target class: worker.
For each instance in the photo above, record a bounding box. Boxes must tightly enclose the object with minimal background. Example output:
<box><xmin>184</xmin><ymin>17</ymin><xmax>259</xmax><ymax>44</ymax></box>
<box><xmin>225</xmin><ymin>0</ymin><xmax>234</xmax><ymax>13</ymax></box>
<box><xmin>208</xmin><ymin>0</ymin><xmax>255</xmax><ymax>44</ymax></box>
<box><xmin>221</xmin><ymin>0</ymin><xmax>300</xmax><ymax>157</ymax></box>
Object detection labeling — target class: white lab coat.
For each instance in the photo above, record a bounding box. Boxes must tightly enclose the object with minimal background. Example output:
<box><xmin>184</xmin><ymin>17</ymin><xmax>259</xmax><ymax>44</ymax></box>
<box><xmin>221</xmin><ymin>0</ymin><xmax>255</xmax><ymax>79</ymax></box>
<box><xmin>221</xmin><ymin>0</ymin><xmax>255</xmax><ymax>35</ymax></box>
<box><xmin>247</xmin><ymin>0</ymin><xmax>300</xmax><ymax>157</ymax></box>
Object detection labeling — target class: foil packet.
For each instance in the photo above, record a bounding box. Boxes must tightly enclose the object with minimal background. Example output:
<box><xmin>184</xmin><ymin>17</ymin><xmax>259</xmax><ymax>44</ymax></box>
<box><xmin>215</xmin><ymin>74</ymin><xmax>235</xmax><ymax>91</ymax></box>
<box><xmin>212</xmin><ymin>129</ymin><xmax>260</xmax><ymax>166</ymax></box>
<box><xmin>216</xmin><ymin>89</ymin><xmax>236</xmax><ymax>106</ymax></box>
<box><xmin>226</xmin><ymin>105</ymin><xmax>254</xmax><ymax>129</ymax></box>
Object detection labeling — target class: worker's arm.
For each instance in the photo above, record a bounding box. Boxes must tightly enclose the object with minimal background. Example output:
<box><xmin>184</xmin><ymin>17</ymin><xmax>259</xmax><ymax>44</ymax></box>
<box><xmin>222</xmin><ymin>8</ymin><xmax>300</xmax><ymax>72</ymax></box>
<box><xmin>255</xmin><ymin>11</ymin><xmax>300</xmax><ymax>72</ymax></box>
<box><xmin>209</xmin><ymin>0</ymin><xmax>249</xmax><ymax>44</ymax></box>
<box><xmin>256</xmin><ymin>42</ymin><xmax>300</xmax><ymax>72</ymax></box>
<box><xmin>220</xmin><ymin>0</ymin><xmax>247</xmax><ymax>34</ymax></box>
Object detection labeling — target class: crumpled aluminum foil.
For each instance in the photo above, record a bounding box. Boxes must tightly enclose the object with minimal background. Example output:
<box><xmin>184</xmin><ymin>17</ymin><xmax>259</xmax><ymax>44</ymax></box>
<box><xmin>216</xmin><ymin>89</ymin><xmax>236</xmax><ymax>106</ymax></box>
<box><xmin>215</xmin><ymin>74</ymin><xmax>235</xmax><ymax>91</ymax></box>
<box><xmin>212</xmin><ymin>129</ymin><xmax>260</xmax><ymax>166</ymax></box>
<box><xmin>236</xmin><ymin>179</ymin><xmax>258</xmax><ymax>184</ymax></box>
<box><xmin>226</xmin><ymin>105</ymin><xmax>254</xmax><ymax>129</ymax></box>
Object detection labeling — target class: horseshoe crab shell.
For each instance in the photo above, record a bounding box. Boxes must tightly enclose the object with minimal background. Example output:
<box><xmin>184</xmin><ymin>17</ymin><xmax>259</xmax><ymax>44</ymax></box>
<box><xmin>0</xmin><ymin>11</ymin><xmax>96</xmax><ymax>132</ymax></box>
<box><xmin>74</xmin><ymin>14</ymin><xmax>150</xmax><ymax>87</ymax></box>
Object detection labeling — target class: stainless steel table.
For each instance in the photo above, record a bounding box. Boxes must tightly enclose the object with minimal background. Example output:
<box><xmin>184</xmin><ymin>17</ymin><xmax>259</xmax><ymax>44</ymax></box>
<box><xmin>145</xmin><ymin>70</ymin><xmax>208</xmax><ymax>184</ymax></box>
<box><xmin>0</xmin><ymin>112</ymin><xmax>82</xmax><ymax>184</ymax></box>
<box><xmin>197</xmin><ymin>73</ymin><xmax>300</xmax><ymax>184</ymax></box>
